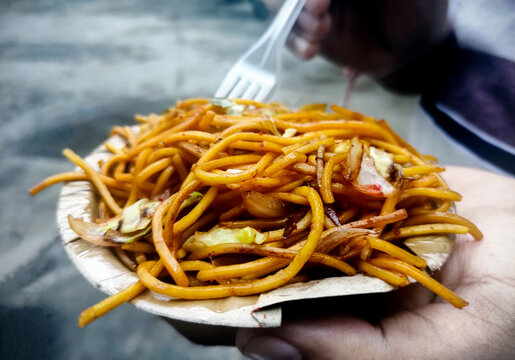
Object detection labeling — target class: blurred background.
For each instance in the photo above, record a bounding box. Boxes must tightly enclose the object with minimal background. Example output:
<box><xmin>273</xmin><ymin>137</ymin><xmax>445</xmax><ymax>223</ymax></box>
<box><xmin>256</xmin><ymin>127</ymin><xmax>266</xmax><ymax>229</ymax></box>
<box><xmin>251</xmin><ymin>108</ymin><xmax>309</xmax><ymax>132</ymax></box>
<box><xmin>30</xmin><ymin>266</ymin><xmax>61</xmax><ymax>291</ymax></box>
<box><xmin>0</xmin><ymin>0</ymin><xmax>512</xmax><ymax>359</ymax></box>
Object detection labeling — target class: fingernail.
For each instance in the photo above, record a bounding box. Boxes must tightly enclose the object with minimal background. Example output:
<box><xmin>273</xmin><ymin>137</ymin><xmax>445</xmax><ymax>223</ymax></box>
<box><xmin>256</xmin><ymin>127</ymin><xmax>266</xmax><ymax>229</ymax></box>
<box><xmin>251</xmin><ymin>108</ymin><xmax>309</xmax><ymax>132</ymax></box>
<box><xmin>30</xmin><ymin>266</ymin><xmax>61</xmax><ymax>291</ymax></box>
<box><xmin>241</xmin><ymin>336</ymin><xmax>302</xmax><ymax>360</ymax></box>
<box><xmin>292</xmin><ymin>36</ymin><xmax>309</xmax><ymax>54</ymax></box>
<box><xmin>291</xmin><ymin>36</ymin><xmax>319</xmax><ymax>60</ymax></box>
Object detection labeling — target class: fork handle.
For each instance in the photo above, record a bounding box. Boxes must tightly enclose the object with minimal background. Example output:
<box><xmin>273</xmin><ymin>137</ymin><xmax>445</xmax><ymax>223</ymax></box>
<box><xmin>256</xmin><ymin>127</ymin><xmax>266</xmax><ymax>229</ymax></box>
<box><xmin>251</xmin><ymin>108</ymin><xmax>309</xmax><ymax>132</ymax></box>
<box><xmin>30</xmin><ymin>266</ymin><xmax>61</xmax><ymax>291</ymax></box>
<box><xmin>264</xmin><ymin>0</ymin><xmax>306</xmax><ymax>50</ymax></box>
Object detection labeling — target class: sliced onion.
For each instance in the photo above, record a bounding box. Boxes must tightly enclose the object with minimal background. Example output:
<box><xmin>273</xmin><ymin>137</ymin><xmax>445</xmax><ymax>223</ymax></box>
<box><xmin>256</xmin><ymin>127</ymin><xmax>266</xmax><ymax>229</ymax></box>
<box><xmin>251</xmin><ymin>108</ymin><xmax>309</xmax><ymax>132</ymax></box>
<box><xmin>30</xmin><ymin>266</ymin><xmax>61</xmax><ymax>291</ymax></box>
<box><xmin>68</xmin><ymin>215</ymin><xmax>119</xmax><ymax>247</ymax></box>
<box><xmin>324</xmin><ymin>205</ymin><xmax>342</xmax><ymax>226</ymax></box>
<box><xmin>242</xmin><ymin>191</ymin><xmax>288</xmax><ymax>219</ymax></box>
<box><xmin>68</xmin><ymin>215</ymin><xmax>150</xmax><ymax>246</ymax></box>
<box><xmin>316</xmin><ymin>227</ymin><xmax>375</xmax><ymax>254</ymax></box>
<box><xmin>261</xmin><ymin>116</ymin><xmax>281</xmax><ymax>136</ymax></box>
<box><xmin>345</xmin><ymin>137</ymin><xmax>363</xmax><ymax>181</ymax></box>
<box><xmin>283</xmin><ymin>210</ymin><xmax>308</xmax><ymax>238</ymax></box>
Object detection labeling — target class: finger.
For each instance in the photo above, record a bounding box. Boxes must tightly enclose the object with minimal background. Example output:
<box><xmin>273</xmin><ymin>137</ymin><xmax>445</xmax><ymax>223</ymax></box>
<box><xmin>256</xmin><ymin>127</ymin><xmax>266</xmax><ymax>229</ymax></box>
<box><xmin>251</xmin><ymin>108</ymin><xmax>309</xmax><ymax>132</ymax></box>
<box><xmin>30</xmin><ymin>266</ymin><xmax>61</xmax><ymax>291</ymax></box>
<box><xmin>296</xmin><ymin>10</ymin><xmax>332</xmax><ymax>42</ymax></box>
<box><xmin>237</xmin><ymin>303</ymin><xmax>468</xmax><ymax>360</ymax></box>
<box><xmin>236</xmin><ymin>294</ymin><xmax>392</xmax><ymax>359</ymax></box>
<box><xmin>237</xmin><ymin>315</ymin><xmax>386</xmax><ymax>359</ymax></box>
<box><xmin>304</xmin><ymin>0</ymin><xmax>331</xmax><ymax>17</ymax></box>
<box><xmin>286</xmin><ymin>32</ymin><xmax>320</xmax><ymax>60</ymax></box>
<box><xmin>237</xmin><ymin>333</ymin><xmax>303</xmax><ymax>360</ymax></box>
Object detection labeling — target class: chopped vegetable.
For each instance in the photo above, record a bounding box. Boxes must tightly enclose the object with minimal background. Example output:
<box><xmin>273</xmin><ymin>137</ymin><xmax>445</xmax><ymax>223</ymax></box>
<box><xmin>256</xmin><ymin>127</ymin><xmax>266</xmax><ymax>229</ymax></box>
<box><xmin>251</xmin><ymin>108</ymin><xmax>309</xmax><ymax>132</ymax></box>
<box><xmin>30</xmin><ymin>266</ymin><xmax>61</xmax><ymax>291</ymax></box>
<box><xmin>227</xmin><ymin>104</ymin><xmax>245</xmax><ymax>116</ymax></box>
<box><xmin>369</xmin><ymin>146</ymin><xmax>394</xmax><ymax>179</ymax></box>
<box><xmin>242</xmin><ymin>191</ymin><xmax>287</xmax><ymax>218</ymax></box>
<box><xmin>282</xmin><ymin>128</ymin><xmax>297</xmax><ymax>138</ymax></box>
<box><xmin>209</xmin><ymin>98</ymin><xmax>235</xmax><ymax>108</ymax></box>
<box><xmin>355</xmin><ymin>153</ymin><xmax>396</xmax><ymax>196</ymax></box>
<box><xmin>183</xmin><ymin>226</ymin><xmax>266</xmax><ymax>252</ymax></box>
<box><xmin>68</xmin><ymin>215</ymin><xmax>150</xmax><ymax>245</ymax></box>
<box><xmin>120</xmin><ymin>198</ymin><xmax>159</xmax><ymax>233</ymax></box>
<box><xmin>179</xmin><ymin>191</ymin><xmax>203</xmax><ymax>211</ymax></box>
<box><xmin>333</xmin><ymin>140</ymin><xmax>350</xmax><ymax>154</ymax></box>
<box><xmin>324</xmin><ymin>205</ymin><xmax>342</xmax><ymax>226</ymax></box>
<box><xmin>209</xmin><ymin>98</ymin><xmax>245</xmax><ymax>116</ymax></box>
<box><xmin>315</xmin><ymin>227</ymin><xmax>375</xmax><ymax>253</ymax></box>
<box><xmin>100</xmin><ymin>219</ymin><xmax>119</xmax><ymax>233</ymax></box>
<box><xmin>68</xmin><ymin>198</ymin><xmax>159</xmax><ymax>245</ymax></box>
<box><xmin>261</xmin><ymin>116</ymin><xmax>281</xmax><ymax>136</ymax></box>
<box><xmin>345</xmin><ymin>137</ymin><xmax>363</xmax><ymax>181</ymax></box>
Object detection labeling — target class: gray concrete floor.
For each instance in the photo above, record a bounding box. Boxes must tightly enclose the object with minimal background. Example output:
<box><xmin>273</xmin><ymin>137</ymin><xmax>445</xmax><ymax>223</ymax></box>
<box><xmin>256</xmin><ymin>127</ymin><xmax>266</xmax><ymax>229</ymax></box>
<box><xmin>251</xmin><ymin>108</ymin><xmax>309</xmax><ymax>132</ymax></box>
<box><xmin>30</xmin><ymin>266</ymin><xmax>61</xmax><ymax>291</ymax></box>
<box><xmin>0</xmin><ymin>0</ymin><xmax>431</xmax><ymax>359</ymax></box>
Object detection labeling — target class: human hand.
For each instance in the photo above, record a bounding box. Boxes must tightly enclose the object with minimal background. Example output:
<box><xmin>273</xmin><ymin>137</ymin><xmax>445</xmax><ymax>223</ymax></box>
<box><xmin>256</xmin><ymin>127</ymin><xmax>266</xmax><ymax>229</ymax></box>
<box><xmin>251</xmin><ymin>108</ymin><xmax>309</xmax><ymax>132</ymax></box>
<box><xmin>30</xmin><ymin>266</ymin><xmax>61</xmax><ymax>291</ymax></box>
<box><xmin>236</xmin><ymin>166</ymin><xmax>515</xmax><ymax>359</ymax></box>
<box><xmin>265</xmin><ymin>0</ymin><xmax>449</xmax><ymax>79</ymax></box>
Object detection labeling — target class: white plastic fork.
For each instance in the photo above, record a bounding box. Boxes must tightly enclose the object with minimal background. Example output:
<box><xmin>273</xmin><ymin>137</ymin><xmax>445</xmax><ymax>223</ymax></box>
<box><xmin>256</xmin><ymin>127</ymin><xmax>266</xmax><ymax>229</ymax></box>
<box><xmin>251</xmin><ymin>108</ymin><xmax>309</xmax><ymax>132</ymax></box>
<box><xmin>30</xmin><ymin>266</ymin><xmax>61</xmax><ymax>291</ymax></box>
<box><xmin>215</xmin><ymin>0</ymin><xmax>306</xmax><ymax>102</ymax></box>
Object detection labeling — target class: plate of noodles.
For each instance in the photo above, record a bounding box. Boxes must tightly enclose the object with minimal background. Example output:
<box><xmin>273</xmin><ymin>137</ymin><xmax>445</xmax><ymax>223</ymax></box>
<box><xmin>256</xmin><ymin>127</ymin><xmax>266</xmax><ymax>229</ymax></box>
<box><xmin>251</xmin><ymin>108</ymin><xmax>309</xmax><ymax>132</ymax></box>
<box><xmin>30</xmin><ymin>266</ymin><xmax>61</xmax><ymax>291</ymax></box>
<box><xmin>31</xmin><ymin>98</ymin><xmax>482</xmax><ymax>328</ymax></box>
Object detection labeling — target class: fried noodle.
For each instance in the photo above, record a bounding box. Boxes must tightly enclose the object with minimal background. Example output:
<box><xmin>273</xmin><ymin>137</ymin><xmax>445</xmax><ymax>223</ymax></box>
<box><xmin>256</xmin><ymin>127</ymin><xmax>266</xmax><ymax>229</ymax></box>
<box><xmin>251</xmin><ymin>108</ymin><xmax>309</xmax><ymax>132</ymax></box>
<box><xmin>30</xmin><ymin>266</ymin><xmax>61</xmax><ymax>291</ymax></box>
<box><xmin>30</xmin><ymin>99</ymin><xmax>482</xmax><ymax>327</ymax></box>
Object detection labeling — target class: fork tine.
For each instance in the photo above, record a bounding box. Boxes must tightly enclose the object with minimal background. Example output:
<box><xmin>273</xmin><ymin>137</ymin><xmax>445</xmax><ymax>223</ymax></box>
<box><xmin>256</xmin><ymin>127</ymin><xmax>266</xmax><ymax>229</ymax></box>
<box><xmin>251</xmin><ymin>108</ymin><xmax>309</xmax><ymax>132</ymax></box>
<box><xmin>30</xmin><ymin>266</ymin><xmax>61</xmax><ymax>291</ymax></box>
<box><xmin>214</xmin><ymin>73</ymin><xmax>240</xmax><ymax>98</ymax></box>
<box><xmin>241</xmin><ymin>82</ymin><xmax>261</xmax><ymax>100</ymax></box>
<box><xmin>227</xmin><ymin>77</ymin><xmax>251</xmax><ymax>99</ymax></box>
<box><xmin>254</xmin><ymin>84</ymin><xmax>273</xmax><ymax>102</ymax></box>
<box><xmin>216</xmin><ymin>0</ymin><xmax>306</xmax><ymax>101</ymax></box>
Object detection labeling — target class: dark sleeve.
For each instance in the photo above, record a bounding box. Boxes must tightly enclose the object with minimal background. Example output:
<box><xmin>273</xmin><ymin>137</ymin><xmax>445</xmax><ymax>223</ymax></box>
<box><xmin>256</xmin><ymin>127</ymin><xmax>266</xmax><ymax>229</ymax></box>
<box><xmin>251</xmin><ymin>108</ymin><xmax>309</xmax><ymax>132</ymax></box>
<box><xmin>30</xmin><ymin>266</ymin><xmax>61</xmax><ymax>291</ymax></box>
<box><xmin>379</xmin><ymin>32</ymin><xmax>515</xmax><ymax>174</ymax></box>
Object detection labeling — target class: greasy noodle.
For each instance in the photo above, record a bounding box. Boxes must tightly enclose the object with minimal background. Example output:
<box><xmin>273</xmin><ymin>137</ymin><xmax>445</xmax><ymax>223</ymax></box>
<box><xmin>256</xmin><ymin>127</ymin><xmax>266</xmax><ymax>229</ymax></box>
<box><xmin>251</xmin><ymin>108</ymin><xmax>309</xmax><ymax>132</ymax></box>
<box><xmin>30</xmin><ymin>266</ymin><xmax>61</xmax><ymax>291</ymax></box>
<box><xmin>30</xmin><ymin>99</ymin><xmax>482</xmax><ymax>327</ymax></box>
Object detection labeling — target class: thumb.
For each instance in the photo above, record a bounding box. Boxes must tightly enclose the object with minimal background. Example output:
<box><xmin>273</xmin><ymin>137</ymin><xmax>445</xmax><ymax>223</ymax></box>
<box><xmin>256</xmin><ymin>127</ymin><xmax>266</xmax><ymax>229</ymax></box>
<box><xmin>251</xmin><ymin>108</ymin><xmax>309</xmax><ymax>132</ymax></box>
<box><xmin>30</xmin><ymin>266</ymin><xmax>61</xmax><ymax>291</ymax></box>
<box><xmin>236</xmin><ymin>302</ymin><xmax>474</xmax><ymax>360</ymax></box>
<box><xmin>237</xmin><ymin>314</ymin><xmax>387</xmax><ymax>360</ymax></box>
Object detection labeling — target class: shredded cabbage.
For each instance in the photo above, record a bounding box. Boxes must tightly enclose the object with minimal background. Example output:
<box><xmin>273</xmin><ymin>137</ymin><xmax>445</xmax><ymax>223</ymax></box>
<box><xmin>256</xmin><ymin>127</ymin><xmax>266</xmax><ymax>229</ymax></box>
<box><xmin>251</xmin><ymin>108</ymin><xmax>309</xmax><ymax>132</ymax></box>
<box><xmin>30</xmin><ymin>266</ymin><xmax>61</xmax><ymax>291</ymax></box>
<box><xmin>183</xmin><ymin>226</ymin><xmax>266</xmax><ymax>252</ymax></box>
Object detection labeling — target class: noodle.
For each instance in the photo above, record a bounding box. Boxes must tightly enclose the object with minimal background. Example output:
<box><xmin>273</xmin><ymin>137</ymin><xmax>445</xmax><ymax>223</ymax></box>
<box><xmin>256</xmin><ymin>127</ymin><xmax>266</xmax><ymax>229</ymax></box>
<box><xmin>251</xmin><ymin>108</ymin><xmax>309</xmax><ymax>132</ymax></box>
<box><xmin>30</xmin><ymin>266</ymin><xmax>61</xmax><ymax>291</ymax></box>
<box><xmin>31</xmin><ymin>98</ymin><xmax>482</xmax><ymax>326</ymax></box>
